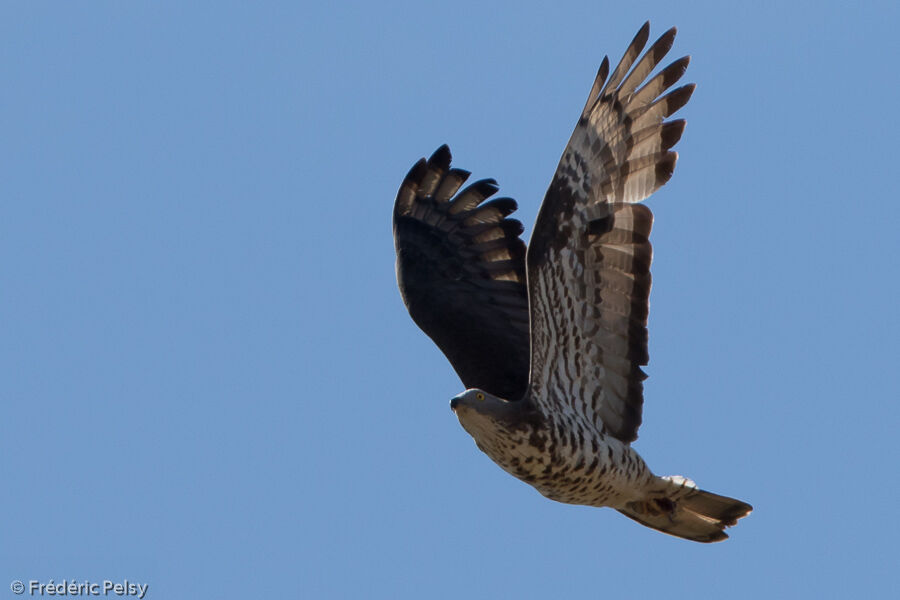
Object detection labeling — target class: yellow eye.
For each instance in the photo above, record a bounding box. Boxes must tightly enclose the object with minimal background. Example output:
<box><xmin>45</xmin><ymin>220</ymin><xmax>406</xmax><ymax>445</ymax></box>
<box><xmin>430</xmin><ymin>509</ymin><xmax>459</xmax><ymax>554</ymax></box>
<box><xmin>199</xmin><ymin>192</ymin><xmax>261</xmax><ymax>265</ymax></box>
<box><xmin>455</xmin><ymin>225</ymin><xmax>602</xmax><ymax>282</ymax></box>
<box><xmin>476</xmin><ymin>392</ymin><xmax>485</xmax><ymax>401</ymax></box>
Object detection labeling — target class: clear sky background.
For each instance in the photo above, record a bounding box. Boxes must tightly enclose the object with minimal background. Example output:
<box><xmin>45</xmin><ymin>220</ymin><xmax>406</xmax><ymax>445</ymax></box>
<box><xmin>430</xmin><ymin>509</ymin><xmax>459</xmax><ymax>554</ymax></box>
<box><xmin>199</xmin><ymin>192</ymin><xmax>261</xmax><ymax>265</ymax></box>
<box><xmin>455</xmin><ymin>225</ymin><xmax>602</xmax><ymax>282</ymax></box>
<box><xmin>2</xmin><ymin>1</ymin><xmax>898</xmax><ymax>599</ymax></box>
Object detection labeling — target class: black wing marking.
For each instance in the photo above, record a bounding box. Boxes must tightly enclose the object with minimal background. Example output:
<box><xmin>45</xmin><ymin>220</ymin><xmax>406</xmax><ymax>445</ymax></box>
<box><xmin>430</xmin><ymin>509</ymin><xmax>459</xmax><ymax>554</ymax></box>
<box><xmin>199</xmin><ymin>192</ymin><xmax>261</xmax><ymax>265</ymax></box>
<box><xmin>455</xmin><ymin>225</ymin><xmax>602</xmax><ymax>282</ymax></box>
<box><xmin>394</xmin><ymin>145</ymin><xmax>530</xmax><ymax>400</ymax></box>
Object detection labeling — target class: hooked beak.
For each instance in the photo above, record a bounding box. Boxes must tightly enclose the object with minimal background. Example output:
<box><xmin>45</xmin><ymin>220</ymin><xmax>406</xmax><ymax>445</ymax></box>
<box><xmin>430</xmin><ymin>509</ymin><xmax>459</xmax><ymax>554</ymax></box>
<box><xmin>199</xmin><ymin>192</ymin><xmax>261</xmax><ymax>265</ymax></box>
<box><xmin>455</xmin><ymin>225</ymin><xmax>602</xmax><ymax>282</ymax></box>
<box><xmin>450</xmin><ymin>393</ymin><xmax>463</xmax><ymax>412</ymax></box>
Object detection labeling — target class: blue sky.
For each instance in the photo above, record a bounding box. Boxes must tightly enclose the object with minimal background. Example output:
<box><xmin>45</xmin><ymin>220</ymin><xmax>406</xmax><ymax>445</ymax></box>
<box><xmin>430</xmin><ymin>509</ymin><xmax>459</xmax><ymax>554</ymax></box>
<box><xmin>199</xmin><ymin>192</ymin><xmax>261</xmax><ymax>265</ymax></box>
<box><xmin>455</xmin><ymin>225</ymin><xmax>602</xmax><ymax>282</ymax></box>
<box><xmin>2</xmin><ymin>1</ymin><xmax>898</xmax><ymax>598</ymax></box>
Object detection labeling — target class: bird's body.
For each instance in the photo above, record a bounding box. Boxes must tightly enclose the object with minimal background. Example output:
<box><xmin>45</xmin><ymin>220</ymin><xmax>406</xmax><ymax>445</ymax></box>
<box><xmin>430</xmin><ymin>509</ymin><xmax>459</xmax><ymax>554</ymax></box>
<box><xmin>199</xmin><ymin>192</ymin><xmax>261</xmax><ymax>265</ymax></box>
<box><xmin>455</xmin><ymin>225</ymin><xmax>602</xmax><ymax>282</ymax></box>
<box><xmin>456</xmin><ymin>397</ymin><xmax>656</xmax><ymax>507</ymax></box>
<box><xmin>394</xmin><ymin>23</ymin><xmax>751</xmax><ymax>542</ymax></box>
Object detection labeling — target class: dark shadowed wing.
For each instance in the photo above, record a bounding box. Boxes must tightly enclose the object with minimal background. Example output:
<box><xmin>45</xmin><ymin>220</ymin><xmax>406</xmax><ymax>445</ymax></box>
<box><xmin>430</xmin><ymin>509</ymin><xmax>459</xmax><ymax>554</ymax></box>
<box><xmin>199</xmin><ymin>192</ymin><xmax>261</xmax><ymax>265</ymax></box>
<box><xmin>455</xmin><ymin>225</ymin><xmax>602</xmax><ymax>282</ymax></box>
<box><xmin>394</xmin><ymin>145</ymin><xmax>530</xmax><ymax>401</ymax></box>
<box><xmin>526</xmin><ymin>23</ymin><xmax>694</xmax><ymax>442</ymax></box>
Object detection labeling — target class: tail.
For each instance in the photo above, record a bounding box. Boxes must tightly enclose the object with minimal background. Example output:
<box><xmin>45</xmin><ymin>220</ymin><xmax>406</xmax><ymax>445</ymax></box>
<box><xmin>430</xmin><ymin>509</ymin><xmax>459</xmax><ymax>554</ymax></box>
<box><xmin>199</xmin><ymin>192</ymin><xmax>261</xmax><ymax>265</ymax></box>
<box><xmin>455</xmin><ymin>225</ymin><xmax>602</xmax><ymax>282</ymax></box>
<box><xmin>618</xmin><ymin>476</ymin><xmax>752</xmax><ymax>543</ymax></box>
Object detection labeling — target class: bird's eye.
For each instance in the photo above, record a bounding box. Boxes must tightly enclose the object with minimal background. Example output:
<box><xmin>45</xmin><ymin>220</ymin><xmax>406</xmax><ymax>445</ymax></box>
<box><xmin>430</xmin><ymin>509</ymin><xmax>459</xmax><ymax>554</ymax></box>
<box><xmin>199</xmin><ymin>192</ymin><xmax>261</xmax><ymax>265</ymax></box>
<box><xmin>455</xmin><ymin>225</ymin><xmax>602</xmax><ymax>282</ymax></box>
<box><xmin>476</xmin><ymin>392</ymin><xmax>485</xmax><ymax>401</ymax></box>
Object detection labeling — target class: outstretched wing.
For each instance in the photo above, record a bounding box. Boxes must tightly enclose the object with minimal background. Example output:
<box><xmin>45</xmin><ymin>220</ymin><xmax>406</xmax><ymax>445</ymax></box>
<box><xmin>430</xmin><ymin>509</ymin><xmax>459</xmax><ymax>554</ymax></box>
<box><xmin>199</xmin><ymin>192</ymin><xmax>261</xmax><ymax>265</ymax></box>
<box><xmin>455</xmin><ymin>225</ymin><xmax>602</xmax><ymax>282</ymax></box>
<box><xmin>526</xmin><ymin>23</ymin><xmax>694</xmax><ymax>442</ymax></box>
<box><xmin>394</xmin><ymin>145</ymin><xmax>530</xmax><ymax>401</ymax></box>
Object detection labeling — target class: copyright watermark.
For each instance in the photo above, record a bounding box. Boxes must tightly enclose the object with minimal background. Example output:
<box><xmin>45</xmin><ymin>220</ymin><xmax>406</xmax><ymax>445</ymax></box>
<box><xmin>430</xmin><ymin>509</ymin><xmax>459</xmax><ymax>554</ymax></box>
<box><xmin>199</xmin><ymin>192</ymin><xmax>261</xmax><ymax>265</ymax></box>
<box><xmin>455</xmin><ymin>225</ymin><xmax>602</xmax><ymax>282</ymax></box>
<box><xmin>9</xmin><ymin>580</ymin><xmax>147</xmax><ymax>599</ymax></box>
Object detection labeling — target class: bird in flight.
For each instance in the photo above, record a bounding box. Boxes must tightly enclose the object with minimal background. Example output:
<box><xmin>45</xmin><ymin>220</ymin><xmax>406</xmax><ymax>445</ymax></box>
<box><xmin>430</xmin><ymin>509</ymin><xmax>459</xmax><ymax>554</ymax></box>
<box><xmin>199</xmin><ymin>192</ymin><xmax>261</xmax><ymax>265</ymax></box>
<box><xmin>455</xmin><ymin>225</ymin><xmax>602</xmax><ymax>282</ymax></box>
<box><xmin>393</xmin><ymin>22</ymin><xmax>751</xmax><ymax>542</ymax></box>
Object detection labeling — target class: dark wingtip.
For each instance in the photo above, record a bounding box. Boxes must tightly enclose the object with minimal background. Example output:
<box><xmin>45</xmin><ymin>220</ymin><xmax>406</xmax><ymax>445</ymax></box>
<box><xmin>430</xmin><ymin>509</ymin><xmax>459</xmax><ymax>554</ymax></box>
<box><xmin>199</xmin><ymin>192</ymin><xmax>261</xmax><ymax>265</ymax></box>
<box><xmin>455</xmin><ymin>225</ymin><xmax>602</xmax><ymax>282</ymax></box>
<box><xmin>633</xmin><ymin>21</ymin><xmax>651</xmax><ymax>50</ymax></box>
<box><xmin>665</xmin><ymin>83</ymin><xmax>695</xmax><ymax>117</ymax></box>
<box><xmin>395</xmin><ymin>157</ymin><xmax>428</xmax><ymax>217</ymax></box>
<box><xmin>495</xmin><ymin>216</ymin><xmax>525</xmax><ymax>238</ymax></box>
<box><xmin>650</xmin><ymin>26</ymin><xmax>677</xmax><ymax>60</ymax></box>
<box><xmin>720</xmin><ymin>501</ymin><xmax>754</xmax><ymax>525</ymax></box>
<box><xmin>476</xmin><ymin>179</ymin><xmax>500</xmax><ymax>197</ymax></box>
<box><xmin>660</xmin><ymin>119</ymin><xmax>686</xmax><ymax>150</ymax></box>
<box><xmin>598</xmin><ymin>55</ymin><xmax>610</xmax><ymax>79</ymax></box>
<box><xmin>404</xmin><ymin>157</ymin><xmax>428</xmax><ymax>184</ymax></box>
<box><xmin>429</xmin><ymin>144</ymin><xmax>452</xmax><ymax>169</ymax></box>
<box><xmin>674</xmin><ymin>55</ymin><xmax>691</xmax><ymax>73</ymax></box>
<box><xmin>447</xmin><ymin>167</ymin><xmax>472</xmax><ymax>188</ymax></box>
<box><xmin>457</xmin><ymin>178</ymin><xmax>500</xmax><ymax>204</ymax></box>
<box><xmin>586</xmin><ymin>56</ymin><xmax>610</xmax><ymax>110</ymax></box>
<box><xmin>482</xmin><ymin>196</ymin><xmax>517</xmax><ymax>217</ymax></box>
<box><xmin>655</xmin><ymin>151</ymin><xmax>678</xmax><ymax>186</ymax></box>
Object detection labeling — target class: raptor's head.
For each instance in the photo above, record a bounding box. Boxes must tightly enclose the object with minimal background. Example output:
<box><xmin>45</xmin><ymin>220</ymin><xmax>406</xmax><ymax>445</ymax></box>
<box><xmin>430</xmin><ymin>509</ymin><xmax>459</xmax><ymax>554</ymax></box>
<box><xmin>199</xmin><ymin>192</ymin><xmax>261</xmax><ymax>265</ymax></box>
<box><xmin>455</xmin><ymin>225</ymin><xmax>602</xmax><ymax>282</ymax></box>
<box><xmin>450</xmin><ymin>388</ymin><xmax>506</xmax><ymax>412</ymax></box>
<box><xmin>450</xmin><ymin>388</ymin><xmax>543</xmax><ymax>471</ymax></box>
<box><xmin>450</xmin><ymin>389</ymin><xmax>518</xmax><ymax>442</ymax></box>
